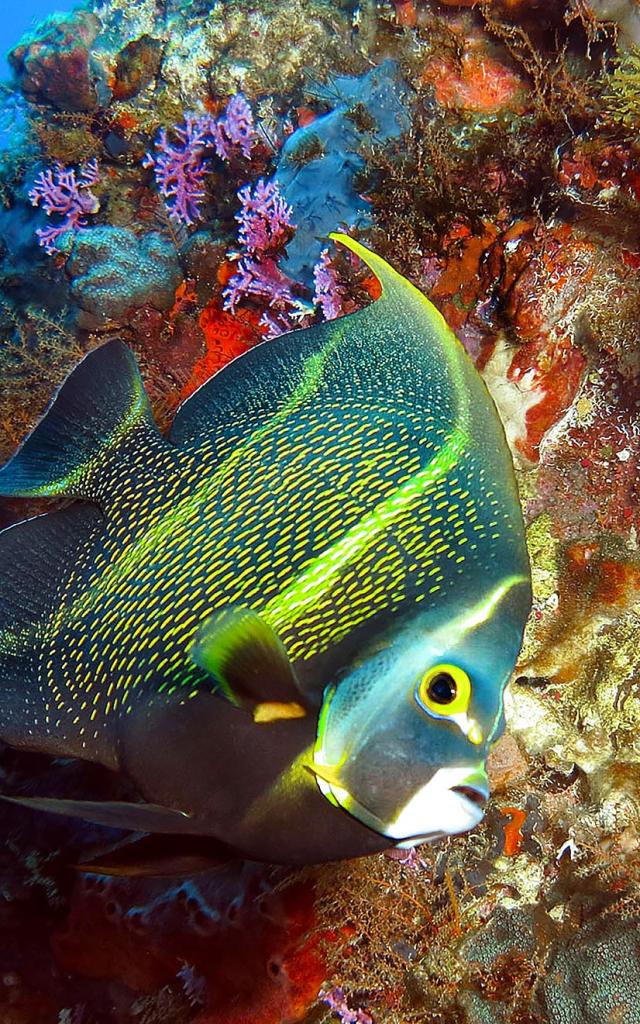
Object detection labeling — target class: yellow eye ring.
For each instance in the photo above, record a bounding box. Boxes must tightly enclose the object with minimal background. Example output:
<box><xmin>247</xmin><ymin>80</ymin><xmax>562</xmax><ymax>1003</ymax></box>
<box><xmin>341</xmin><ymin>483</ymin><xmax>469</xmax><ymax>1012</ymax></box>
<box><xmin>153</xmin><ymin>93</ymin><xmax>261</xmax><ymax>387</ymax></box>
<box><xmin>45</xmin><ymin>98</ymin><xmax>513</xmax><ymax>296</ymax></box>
<box><xmin>416</xmin><ymin>663</ymin><xmax>472</xmax><ymax>718</ymax></box>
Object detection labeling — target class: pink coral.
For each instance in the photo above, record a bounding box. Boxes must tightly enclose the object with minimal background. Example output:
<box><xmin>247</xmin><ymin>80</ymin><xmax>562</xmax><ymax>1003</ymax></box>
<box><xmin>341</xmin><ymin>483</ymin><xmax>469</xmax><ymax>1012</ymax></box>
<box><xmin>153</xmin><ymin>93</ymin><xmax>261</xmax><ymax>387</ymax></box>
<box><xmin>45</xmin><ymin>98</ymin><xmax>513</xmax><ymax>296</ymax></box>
<box><xmin>320</xmin><ymin>986</ymin><xmax>373</xmax><ymax>1024</ymax></box>
<box><xmin>212</xmin><ymin>93</ymin><xmax>256</xmax><ymax>161</ymax></box>
<box><xmin>223</xmin><ymin>179</ymin><xmax>306</xmax><ymax>337</ymax></box>
<box><xmin>144</xmin><ymin>96</ymin><xmax>258</xmax><ymax>228</ymax></box>
<box><xmin>223</xmin><ymin>255</ymin><xmax>298</xmax><ymax>314</ymax></box>
<box><xmin>28</xmin><ymin>159</ymin><xmax>100</xmax><ymax>255</ymax></box>
<box><xmin>143</xmin><ymin>114</ymin><xmax>212</xmax><ymax>227</ymax></box>
<box><xmin>313</xmin><ymin>248</ymin><xmax>346</xmax><ymax>320</ymax></box>
<box><xmin>235</xmin><ymin>178</ymin><xmax>295</xmax><ymax>254</ymax></box>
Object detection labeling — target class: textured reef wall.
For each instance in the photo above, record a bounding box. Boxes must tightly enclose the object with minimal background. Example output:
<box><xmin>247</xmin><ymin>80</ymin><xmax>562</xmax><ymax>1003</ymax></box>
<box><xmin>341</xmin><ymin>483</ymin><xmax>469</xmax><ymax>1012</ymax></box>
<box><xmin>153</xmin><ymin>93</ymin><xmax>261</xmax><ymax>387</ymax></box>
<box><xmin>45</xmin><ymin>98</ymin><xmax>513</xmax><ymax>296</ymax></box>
<box><xmin>1</xmin><ymin>1</ymin><xmax>640</xmax><ymax>1022</ymax></box>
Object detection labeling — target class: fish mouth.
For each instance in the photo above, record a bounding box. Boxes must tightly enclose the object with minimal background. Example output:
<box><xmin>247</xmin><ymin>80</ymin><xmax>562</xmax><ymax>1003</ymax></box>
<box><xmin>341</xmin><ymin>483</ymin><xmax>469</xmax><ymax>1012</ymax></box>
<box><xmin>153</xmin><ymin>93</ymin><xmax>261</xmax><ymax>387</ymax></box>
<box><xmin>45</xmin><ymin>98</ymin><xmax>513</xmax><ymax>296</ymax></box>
<box><xmin>451</xmin><ymin>783</ymin><xmax>488</xmax><ymax>810</ymax></box>
<box><xmin>393</xmin><ymin>782</ymin><xmax>489</xmax><ymax>849</ymax></box>
<box><xmin>311</xmin><ymin>764</ymin><xmax>490</xmax><ymax>846</ymax></box>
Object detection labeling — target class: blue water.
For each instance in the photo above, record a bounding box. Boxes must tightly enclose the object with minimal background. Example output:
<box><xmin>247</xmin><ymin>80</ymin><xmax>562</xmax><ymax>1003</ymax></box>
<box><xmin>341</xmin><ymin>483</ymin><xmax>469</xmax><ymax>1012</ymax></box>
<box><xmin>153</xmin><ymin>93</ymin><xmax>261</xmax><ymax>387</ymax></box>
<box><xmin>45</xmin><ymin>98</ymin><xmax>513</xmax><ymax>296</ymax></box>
<box><xmin>0</xmin><ymin>0</ymin><xmax>78</xmax><ymax>81</ymax></box>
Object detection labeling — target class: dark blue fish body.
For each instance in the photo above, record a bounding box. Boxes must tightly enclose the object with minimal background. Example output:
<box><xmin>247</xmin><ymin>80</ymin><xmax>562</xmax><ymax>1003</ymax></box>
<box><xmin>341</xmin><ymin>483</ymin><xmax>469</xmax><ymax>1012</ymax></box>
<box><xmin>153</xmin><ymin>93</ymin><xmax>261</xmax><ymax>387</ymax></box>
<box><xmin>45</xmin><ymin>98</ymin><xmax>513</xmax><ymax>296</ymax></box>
<box><xmin>0</xmin><ymin>236</ymin><xmax>531</xmax><ymax>865</ymax></box>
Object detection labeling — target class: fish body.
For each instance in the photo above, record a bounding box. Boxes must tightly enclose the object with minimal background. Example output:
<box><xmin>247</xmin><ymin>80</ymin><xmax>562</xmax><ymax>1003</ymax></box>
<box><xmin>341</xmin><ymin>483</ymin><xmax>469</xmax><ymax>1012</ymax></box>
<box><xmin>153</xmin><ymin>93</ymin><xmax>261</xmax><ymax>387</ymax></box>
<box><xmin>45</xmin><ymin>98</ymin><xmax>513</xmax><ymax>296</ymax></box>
<box><xmin>0</xmin><ymin>236</ymin><xmax>531</xmax><ymax>865</ymax></box>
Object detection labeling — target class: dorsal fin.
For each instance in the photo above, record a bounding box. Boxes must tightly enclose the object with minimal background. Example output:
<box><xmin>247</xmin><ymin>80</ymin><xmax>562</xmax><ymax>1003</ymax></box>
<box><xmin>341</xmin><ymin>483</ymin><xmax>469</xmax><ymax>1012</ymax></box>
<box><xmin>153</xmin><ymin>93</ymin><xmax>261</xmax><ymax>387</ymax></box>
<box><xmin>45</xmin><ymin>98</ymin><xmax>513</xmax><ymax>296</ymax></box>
<box><xmin>328</xmin><ymin>231</ymin><xmax>462</xmax><ymax>348</ymax></box>
<box><xmin>0</xmin><ymin>340</ymin><xmax>159</xmax><ymax>501</ymax></box>
<box><xmin>0</xmin><ymin>502</ymin><xmax>105</xmax><ymax>755</ymax></box>
<box><xmin>169</xmin><ymin>235</ymin><xmax>465</xmax><ymax>456</ymax></box>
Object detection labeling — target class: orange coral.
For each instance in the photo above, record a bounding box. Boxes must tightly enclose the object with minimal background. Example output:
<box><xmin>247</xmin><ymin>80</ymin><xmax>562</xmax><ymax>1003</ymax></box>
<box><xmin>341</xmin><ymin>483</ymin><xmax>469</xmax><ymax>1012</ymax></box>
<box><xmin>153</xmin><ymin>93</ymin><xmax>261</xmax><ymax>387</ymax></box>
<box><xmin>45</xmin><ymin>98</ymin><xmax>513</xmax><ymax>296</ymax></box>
<box><xmin>430</xmin><ymin>220</ymin><xmax>499</xmax><ymax>332</ymax></box>
<box><xmin>54</xmin><ymin>873</ymin><xmax>324</xmax><ymax>1024</ymax></box>
<box><xmin>393</xmin><ymin>1</ymin><xmax>417</xmax><ymax>28</ymax></box>
<box><xmin>168</xmin><ymin>279</ymin><xmax>198</xmax><ymax>325</ymax></box>
<box><xmin>501</xmin><ymin>807</ymin><xmax>528</xmax><ymax>856</ymax></box>
<box><xmin>361</xmin><ymin>273</ymin><xmax>382</xmax><ymax>301</ymax></box>
<box><xmin>493</xmin><ymin>222</ymin><xmax>593</xmax><ymax>461</ymax></box>
<box><xmin>508</xmin><ymin>340</ymin><xmax>586</xmax><ymax>462</ymax></box>
<box><xmin>296</xmin><ymin>107</ymin><xmax>317</xmax><ymax>128</ymax></box>
<box><xmin>564</xmin><ymin>543</ymin><xmax>640</xmax><ymax>609</ymax></box>
<box><xmin>423</xmin><ymin>51</ymin><xmax>527</xmax><ymax>114</ymax></box>
<box><xmin>180</xmin><ymin>301</ymin><xmax>265</xmax><ymax>401</ymax></box>
<box><xmin>117</xmin><ymin>110</ymin><xmax>139</xmax><ymax>131</ymax></box>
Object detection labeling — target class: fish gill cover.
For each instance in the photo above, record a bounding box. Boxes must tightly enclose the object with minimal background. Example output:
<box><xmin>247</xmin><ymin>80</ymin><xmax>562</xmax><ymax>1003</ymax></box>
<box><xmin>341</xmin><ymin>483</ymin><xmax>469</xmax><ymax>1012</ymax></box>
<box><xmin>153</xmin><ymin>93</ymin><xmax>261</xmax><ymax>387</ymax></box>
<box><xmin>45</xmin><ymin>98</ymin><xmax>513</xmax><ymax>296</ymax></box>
<box><xmin>0</xmin><ymin>1</ymin><xmax>639</xmax><ymax>1023</ymax></box>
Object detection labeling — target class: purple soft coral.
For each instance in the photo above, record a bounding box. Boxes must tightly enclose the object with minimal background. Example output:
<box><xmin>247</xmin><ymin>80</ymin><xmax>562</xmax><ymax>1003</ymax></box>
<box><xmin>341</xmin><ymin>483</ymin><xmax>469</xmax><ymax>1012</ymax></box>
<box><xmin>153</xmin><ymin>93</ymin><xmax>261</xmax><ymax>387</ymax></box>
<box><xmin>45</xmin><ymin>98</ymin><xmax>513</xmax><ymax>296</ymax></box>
<box><xmin>320</xmin><ymin>987</ymin><xmax>373</xmax><ymax>1024</ymax></box>
<box><xmin>212</xmin><ymin>93</ymin><xmax>256</xmax><ymax>161</ymax></box>
<box><xmin>144</xmin><ymin>95</ymin><xmax>257</xmax><ymax>228</ymax></box>
<box><xmin>313</xmin><ymin>247</ymin><xmax>346</xmax><ymax>320</ymax></box>
<box><xmin>222</xmin><ymin>179</ymin><xmax>305</xmax><ymax>337</ymax></box>
<box><xmin>143</xmin><ymin>114</ymin><xmax>211</xmax><ymax>227</ymax></box>
<box><xmin>235</xmin><ymin>178</ymin><xmax>295</xmax><ymax>254</ymax></box>
<box><xmin>29</xmin><ymin>159</ymin><xmax>100</xmax><ymax>255</ymax></box>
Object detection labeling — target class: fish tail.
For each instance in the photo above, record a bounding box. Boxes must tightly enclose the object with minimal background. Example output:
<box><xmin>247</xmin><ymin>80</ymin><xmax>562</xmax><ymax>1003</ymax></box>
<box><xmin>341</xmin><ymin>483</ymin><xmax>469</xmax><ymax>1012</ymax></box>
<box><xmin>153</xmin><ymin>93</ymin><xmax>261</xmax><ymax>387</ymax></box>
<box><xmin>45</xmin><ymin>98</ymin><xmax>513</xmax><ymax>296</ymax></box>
<box><xmin>0</xmin><ymin>340</ymin><xmax>158</xmax><ymax>501</ymax></box>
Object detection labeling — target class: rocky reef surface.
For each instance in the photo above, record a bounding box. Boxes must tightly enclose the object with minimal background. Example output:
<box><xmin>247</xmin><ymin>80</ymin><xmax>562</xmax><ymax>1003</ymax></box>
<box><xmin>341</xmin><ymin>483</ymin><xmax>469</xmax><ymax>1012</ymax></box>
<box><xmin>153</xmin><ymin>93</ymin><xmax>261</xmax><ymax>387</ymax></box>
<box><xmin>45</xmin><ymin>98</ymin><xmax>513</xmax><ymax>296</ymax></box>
<box><xmin>0</xmin><ymin>1</ymin><xmax>640</xmax><ymax>1022</ymax></box>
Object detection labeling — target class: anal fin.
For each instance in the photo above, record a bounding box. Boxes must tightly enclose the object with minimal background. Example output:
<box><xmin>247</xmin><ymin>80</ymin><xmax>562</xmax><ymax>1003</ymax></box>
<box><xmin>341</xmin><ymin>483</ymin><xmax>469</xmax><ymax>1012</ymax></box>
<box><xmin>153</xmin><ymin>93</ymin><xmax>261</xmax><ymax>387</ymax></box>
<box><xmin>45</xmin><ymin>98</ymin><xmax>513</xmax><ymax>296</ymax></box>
<box><xmin>74</xmin><ymin>833</ymin><xmax>234</xmax><ymax>877</ymax></box>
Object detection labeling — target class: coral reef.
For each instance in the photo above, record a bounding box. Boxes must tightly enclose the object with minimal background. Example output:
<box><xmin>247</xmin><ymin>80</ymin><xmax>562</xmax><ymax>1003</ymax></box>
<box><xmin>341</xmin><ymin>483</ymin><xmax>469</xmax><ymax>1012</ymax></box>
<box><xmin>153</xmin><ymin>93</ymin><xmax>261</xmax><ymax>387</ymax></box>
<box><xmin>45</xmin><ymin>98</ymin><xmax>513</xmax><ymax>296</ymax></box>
<box><xmin>273</xmin><ymin>59</ymin><xmax>412</xmax><ymax>282</ymax></box>
<box><xmin>143</xmin><ymin>114</ymin><xmax>216</xmax><ymax>228</ymax></box>
<box><xmin>143</xmin><ymin>97</ymin><xmax>257</xmax><ymax>227</ymax></box>
<box><xmin>1</xmin><ymin>0</ymin><xmax>640</xmax><ymax>1021</ymax></box>
<box><xmin>222</xmin><ymin>178</ymin><xmax>305</xmax><ymax>336</ymax></box>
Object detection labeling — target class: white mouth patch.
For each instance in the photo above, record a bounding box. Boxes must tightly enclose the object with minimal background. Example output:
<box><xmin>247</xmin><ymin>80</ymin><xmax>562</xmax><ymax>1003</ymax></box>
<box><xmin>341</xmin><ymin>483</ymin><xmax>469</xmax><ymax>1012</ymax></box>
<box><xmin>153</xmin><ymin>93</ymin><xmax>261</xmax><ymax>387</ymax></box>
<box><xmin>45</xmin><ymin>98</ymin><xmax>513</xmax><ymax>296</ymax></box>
<box><xmin>315</xmin><ymin>764</ymin><xmax>489</xmax><ymax>846</ymax></box>
<box><xmin>387</xmin><ymin>765</ymin><xmax>489</xmax><ymax>845</ymax></box>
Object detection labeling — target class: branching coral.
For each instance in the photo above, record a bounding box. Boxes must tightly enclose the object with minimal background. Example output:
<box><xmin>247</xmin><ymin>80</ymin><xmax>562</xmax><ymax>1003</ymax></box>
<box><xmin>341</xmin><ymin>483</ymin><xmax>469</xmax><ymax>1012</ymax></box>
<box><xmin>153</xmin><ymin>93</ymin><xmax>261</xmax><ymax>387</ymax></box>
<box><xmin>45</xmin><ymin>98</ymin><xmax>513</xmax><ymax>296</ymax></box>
<box><xmin>234</xmin><ymin>178</ymin><xmax>294</xmax><ymax>254</ymax></box>
<box><xmin>313</xmin><ymin>248</ymin><xmax>348</xmax><ymax>321</ymax></box>
<box><xmin>222</xmin><ymin>178</ymin><xmax>308</xmax><ymax>337</ymax></box>
<box><xmin>211</xmin><ymin>93</ymin><xmax>256</xmax><ymax>161</ymax></box>
<box><xmin>143</xmin><ymin>96</ymin><xmax>258</xmax><ymax>227</ymax></box>
<box><xmin>320</xmin><ymin>985</ymin><xmax>373</xmax><ymax>1024</ymax></box>
<box><xmin>28</xmin><ymin>158</ymin><xmax>100</xmax><ymax>254</ymax></box>
<box><xmin>142</xmin><ymin>114</ymin><xmax>212</xmax><ymax>227</ymax></box>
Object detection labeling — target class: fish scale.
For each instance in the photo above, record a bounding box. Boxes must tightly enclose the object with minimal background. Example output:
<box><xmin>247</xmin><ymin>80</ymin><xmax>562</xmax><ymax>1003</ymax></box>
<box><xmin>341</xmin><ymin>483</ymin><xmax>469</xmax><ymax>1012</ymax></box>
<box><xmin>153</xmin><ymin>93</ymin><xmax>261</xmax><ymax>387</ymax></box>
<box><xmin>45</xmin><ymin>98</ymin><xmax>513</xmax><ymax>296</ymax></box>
<box><xmin>46</xmin><ymin>404</ymin><xmax>446</xmax><ymax>726</ymax></box>
<box><xmin>8</xmin><ymin>265</ymin><xmax>507</xmax><ymax>725</ymax></box>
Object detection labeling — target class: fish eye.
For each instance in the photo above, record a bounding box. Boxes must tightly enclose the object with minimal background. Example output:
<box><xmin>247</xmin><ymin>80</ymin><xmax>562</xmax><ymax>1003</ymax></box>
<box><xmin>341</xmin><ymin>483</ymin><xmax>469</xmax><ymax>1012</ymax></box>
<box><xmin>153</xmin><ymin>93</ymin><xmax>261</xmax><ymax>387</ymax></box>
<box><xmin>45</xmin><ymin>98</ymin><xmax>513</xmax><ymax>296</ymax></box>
<box><xmin>427</xmin><ymin>671</ymin><xmax>457</xmax><ymax>704</ymax></box>
<box><xmin>415</xmin><ymin>663</ymin><xmax>472</xmax><ymax>719</ymax></box>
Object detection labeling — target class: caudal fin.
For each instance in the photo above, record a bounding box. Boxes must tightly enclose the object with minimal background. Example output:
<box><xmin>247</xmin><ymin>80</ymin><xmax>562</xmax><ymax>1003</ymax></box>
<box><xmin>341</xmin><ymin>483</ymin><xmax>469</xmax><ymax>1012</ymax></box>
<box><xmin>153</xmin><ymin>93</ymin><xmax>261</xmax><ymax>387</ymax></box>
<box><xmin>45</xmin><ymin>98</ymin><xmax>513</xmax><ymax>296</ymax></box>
<box><xmin>0</xmin><ymin>340</ymin><xmax>158</xmax><ymax>501</ymax></box>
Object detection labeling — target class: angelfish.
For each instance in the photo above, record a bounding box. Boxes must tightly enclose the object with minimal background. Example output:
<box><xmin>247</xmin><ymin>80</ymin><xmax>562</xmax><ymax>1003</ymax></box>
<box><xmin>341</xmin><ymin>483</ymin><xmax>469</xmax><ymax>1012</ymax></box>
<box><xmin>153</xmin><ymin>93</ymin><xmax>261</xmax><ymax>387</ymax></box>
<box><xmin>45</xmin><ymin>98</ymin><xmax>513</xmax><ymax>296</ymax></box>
<box><xmin>0</xmin><ymin>234</ymin><xmax>531</xmax><ymax>867</ymax></box>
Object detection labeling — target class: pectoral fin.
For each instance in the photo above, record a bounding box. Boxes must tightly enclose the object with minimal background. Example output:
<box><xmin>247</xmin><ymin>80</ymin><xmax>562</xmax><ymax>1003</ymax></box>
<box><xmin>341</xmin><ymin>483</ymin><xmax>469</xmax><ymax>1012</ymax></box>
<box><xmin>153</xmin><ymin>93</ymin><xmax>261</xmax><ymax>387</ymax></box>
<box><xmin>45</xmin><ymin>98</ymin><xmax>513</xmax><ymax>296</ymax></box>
<box><xmin>190</xmin><ymin>606</ymin><xmax>307</xmax><ymax>717</ymax></box>
<box><xmin>0</xmin><ymin>794</ymin><xmax>191</xmax><ymax>833</ymax></box>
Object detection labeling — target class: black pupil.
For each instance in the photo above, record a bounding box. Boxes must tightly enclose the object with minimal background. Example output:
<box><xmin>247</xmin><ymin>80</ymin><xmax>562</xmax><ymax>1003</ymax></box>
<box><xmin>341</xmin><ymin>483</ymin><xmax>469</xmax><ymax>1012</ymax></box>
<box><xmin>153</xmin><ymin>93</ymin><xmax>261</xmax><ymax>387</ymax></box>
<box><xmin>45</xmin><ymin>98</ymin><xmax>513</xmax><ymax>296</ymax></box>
<box><xmin>428</xmin><ymin>672</ymin><xmax>457</xmax><ymax>705</ymax></box>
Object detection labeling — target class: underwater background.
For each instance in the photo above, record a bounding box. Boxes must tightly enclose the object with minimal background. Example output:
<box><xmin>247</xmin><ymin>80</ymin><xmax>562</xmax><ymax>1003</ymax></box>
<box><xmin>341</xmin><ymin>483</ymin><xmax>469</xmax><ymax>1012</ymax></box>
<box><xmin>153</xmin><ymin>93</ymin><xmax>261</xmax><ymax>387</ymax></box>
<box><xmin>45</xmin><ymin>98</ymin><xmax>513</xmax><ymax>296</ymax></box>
<box><xmin>0</xmin><ymin>0</ymin><xmax>639</xmax><ymax>1022</ymax></box>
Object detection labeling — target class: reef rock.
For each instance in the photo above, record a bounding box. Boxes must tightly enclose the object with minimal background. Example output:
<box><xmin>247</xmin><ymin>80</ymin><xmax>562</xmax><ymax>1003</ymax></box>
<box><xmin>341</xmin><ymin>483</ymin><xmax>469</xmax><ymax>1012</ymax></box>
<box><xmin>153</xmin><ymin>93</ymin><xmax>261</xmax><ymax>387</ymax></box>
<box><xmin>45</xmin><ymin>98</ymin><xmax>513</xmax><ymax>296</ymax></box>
<box><xmin>9</xmin><ymin>10</ymin><xmax>103</xmax><ymax>113</ymax></box>
<box><xmin>111</xmin><ymin>34</ymin><xmax>164</xmax><ymax>101</ymax></box>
